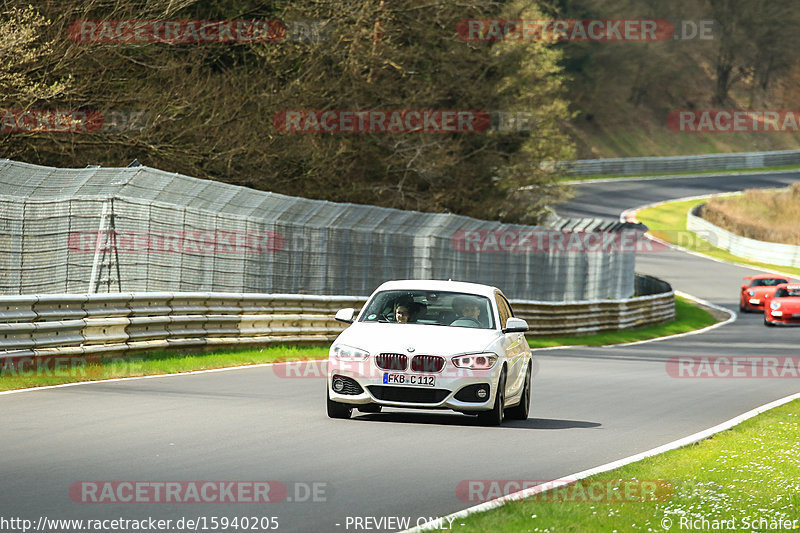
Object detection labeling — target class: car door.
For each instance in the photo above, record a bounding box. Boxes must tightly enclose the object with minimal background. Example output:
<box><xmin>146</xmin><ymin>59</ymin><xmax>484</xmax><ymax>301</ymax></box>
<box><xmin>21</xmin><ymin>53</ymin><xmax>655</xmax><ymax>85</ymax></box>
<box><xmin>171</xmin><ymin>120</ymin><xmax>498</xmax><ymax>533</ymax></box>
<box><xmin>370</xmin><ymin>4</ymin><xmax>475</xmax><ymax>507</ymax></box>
<box><xmin>495</xmin><ymin>291</ymin><xmax>526</xmax><ymax>398</ymax></box>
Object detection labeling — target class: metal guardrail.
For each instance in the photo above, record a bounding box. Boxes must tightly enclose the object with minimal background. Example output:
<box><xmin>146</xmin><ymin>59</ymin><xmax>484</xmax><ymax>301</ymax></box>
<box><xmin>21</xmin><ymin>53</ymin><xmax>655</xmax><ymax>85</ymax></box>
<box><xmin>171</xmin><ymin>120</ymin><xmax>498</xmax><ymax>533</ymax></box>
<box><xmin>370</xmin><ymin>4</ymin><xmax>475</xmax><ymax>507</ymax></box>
<box><xmin>513</xmin><ymin>274</ymin><xmax>674</xmax><ymax>336</ymax></box>
<box><xmin>0</xmin><ymin>293</ymin><xmax>365</xmax><ymax>358</ymax></box>
<box><xmin>556</xmin><ymin>149</ymin><xmax>800</xmax><ymax>176</ymax></box>
<box><xmin>0</xmin><ymin>277</ymin><xmax>674</xmax><ymax>358</ymax></box>
<box><xmin>687</xmin><ymin>204</ymin><xmax>800</xmax><ymax>269</ymax></box>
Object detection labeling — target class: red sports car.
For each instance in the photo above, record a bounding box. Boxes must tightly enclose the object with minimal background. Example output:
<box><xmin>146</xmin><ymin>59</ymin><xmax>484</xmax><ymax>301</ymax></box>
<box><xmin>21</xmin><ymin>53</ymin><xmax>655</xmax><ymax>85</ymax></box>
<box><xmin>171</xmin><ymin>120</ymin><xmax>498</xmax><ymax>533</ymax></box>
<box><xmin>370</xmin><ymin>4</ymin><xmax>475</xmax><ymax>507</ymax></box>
<box><xmin>764</xmin><ymin>283</ymin><xmax>800</xmax><ymax>326</ymax></box>
<box><xmin>740</xmin><ymin>274</ymin><xmax>789</xmax><ymax>312</ymax></box>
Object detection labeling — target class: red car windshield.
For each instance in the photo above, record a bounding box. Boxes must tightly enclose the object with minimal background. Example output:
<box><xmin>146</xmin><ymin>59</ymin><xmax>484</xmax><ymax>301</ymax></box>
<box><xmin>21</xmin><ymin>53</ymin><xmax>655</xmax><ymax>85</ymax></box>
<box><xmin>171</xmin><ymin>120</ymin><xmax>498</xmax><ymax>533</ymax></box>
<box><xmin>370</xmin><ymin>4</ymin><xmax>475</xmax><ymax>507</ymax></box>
<box><xmin>751</xmin><ymin>278</ymin><xmax>788</xmax><ymax>287</ymax></box>
<box><xmin>775</xmin><ymin>288</ymin><xmax>800</xmax><ymax>298</ymax></box>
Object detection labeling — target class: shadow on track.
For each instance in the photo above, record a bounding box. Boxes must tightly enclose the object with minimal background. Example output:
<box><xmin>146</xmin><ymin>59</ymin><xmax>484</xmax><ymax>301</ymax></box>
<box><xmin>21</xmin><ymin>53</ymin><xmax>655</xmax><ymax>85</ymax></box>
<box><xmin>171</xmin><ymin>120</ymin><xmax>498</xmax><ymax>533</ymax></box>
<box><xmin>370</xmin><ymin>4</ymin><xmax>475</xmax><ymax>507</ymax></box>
<box><xmin>349</xmin><ymin>411</ymin><xmax>601</xmax><ymax>430</ymax></box>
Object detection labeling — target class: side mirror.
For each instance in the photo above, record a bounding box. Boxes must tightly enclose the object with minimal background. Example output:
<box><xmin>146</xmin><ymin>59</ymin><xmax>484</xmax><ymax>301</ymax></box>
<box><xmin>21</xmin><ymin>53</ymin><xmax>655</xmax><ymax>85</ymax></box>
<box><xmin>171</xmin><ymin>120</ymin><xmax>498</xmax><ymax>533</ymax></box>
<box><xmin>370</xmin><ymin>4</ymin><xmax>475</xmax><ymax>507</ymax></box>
<box><xmin>503</xmin><ymin>317</ymin><xmax>529</xmax><ymax>333</ymax></box>
<box><xmin>740</xmin><ymin>284</ymin><xmax>747</xmax><ymax>290</ymax></box>
<box><xmin>335</xmin><ymin>308</ymin><xmax>355</xmax><ymax>324</ymax></box>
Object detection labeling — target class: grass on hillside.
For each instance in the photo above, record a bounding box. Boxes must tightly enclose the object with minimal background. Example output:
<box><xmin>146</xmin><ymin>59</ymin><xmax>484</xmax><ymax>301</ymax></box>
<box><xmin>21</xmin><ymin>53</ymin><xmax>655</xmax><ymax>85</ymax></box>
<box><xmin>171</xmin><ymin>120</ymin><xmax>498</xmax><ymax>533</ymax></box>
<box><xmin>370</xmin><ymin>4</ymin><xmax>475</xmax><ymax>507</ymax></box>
<box><xmin>1</xmin><ymin>295</ymin><xmax>718</xmax><ymax>392</ymax></box>
<box><xmin>636</xmin><ymin>197</ymin><xmax>800</xmax><ymax>278</ymax></box>
<box><xmin>456</xmin><ymin>398</ymin><xmax>800</xmax><ymax>532</ymax></box>
<box><xmin>527</xmin><ymin>296</ymin><xmax>716</xmax><ymax>348</ymax></box>
<box><xmin>703</xmin><ymin>183</ymin><xmax>800</xmax><ymax>245</ymax></box>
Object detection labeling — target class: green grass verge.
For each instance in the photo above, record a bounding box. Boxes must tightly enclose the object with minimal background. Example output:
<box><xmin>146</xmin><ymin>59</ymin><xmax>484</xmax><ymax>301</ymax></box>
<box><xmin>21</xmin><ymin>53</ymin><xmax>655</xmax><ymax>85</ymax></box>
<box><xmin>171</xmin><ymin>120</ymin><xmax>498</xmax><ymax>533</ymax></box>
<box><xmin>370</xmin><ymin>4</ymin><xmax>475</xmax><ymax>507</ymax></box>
<box><xmin>0</xmin><ymin>344</ymin><xmax>329</xmax><ymax>392</ymax></box>
<box><xmin>636</xmin><ymin>197</ymin><xmax>800</xmax><ymax>278</ymax></box>
<box><xmin>560</xmin><ymin>163</ymin><xmax>800</xmax><ymax>182</ymax></box>
<box><xmin>528</xmin><ymin>296</ymin><xmax>717</xmax><ymax>348</ymax></box>
<box><xmin>457</xmin><ymin>398</ymin><xmax>800</xmax><ymax>532</ymax></box>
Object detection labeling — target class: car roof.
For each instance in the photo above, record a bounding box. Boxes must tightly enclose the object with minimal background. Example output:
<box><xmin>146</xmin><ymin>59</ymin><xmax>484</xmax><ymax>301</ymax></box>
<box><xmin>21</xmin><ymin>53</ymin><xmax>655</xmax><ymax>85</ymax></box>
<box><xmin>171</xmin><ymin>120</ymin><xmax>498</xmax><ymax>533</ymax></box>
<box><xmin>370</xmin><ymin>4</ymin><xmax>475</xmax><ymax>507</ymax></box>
<box><xmin>372</xmin><ymin>279</ymin><xmax>501</xmax><ymax>298</ymax></box>
<box><xmin>775</xmin><ymin>283</ymin><xmax>800</xmax><ymax>292</ymax></box>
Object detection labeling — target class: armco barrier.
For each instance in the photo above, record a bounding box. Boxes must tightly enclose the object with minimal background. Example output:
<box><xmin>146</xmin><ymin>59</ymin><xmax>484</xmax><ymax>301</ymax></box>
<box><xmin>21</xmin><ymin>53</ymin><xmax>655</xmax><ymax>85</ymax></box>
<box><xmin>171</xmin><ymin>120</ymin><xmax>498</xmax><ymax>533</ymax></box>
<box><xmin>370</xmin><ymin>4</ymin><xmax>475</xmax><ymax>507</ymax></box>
<box><xmin>0</xmin><ymin>278</ymin><xmax>673</xmax><ymax>359</ymax></box>
<box><xmin>557</xmin><ymin>149</ymin><xmax>800</xmax><ymax>176</ymax></box>
<box><xmin>687</xmin><ymin>204</ymin><xmax>800</xmax><ymax>268</ymax></box>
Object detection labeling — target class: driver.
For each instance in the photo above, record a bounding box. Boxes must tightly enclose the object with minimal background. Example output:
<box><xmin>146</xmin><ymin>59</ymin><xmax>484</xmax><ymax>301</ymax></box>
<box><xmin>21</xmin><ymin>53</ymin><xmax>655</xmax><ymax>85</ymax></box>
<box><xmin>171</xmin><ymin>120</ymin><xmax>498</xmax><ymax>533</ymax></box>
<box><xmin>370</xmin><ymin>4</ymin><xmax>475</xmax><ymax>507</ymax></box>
<box><xmin>452</xmin><ymin>296</ymin><xmax>481</xmax><ymax>323</ymax></box>
<box><xmin>393</xmin><ymin>299</ymin><xmax>421</xmax><ymax>323</ymax></box>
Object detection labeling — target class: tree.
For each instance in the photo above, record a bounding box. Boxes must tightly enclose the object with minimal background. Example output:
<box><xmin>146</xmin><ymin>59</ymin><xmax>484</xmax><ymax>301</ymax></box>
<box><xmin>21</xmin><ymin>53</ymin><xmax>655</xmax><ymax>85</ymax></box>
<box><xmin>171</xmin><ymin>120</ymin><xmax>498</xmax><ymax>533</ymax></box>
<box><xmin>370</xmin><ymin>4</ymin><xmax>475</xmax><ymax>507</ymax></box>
<box><xmin>1</xmin><ymin>0</ymin><xmax>575</xmax><ymax>223</ymax></box>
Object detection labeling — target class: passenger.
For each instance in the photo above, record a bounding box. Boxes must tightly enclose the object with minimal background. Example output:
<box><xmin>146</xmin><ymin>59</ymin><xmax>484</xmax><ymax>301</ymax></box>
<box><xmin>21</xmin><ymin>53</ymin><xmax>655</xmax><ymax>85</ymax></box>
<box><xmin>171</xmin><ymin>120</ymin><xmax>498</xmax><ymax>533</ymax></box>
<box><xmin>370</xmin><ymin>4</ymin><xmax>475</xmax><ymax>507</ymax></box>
<box><xmin>452</xmin><ymin>296</ymin><xmax>482</xmax><ymax>324</ymax></box>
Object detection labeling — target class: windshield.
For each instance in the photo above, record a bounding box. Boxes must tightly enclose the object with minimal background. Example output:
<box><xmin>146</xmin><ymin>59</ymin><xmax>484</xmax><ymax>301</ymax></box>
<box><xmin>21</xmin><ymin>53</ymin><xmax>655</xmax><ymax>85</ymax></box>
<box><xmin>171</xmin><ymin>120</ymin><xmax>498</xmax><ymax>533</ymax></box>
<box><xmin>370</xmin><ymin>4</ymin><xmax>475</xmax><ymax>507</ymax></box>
<box><xmin>775</xmin><ymin>287</ymin><xmax>800</xmax><ymax>298</ymax></box>
<box><xmin>751</xmin><ymin>278</ymin><xmax>788</xmax><ymax>287</ymax></box>
<box><xmin>359</xmin><ymin>290</ymin><xmax>495</xmax><ymax>329</ymax></box>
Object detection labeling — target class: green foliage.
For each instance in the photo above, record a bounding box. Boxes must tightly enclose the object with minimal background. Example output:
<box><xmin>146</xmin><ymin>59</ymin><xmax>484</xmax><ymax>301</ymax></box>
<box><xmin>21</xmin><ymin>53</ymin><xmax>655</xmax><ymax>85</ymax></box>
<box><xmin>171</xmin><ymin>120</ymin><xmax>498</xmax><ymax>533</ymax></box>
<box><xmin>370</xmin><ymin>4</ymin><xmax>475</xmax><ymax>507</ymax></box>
<box><xmin>0</xmin><ymin>0</ymin><xmax>576</xmax><ymax>224</ymax></box>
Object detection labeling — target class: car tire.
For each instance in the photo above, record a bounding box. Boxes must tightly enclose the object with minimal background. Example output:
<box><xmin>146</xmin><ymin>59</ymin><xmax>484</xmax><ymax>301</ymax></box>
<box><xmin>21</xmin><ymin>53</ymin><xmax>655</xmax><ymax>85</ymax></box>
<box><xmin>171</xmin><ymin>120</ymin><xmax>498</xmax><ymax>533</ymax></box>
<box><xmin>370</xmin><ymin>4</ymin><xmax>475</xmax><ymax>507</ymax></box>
<box><xmin>477</xmin><ymin>370</ymin><xmax>505</xmax><ymax>426</ymax></box>
<box><xmin>327</xmin><ymin>390</ymin><xmax>352</xmax><ymax>419</ymax></box>
<box><xmin>764</xmin><ymin>318</ymin><xmax>774</xmax><ymax>327</ymax></box>
<box><xmin>505</xmin><ymin>362</ymin><xmax>531</xmax><ymax>420</ymax></box>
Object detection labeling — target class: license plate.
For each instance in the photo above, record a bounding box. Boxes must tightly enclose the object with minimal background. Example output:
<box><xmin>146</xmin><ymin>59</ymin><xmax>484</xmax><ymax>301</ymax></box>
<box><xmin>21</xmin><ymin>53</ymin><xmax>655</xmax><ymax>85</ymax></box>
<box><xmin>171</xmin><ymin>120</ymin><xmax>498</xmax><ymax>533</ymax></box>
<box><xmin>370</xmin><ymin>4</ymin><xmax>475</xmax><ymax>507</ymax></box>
<box><xmin>383</xmin><ymin>373</ymin><xmax>435</xmax><ymax>387</ymax></box>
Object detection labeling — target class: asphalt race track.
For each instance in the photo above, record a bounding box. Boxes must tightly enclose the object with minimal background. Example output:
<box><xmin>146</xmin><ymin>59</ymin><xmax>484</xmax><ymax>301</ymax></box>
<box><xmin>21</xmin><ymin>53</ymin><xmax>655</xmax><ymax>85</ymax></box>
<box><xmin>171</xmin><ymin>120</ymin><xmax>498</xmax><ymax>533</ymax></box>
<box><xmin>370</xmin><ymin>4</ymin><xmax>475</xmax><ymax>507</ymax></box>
<box><xmin>2</xmin><ymin>171</ymin><xmax>799</xmax><ymax>533</ymax></box>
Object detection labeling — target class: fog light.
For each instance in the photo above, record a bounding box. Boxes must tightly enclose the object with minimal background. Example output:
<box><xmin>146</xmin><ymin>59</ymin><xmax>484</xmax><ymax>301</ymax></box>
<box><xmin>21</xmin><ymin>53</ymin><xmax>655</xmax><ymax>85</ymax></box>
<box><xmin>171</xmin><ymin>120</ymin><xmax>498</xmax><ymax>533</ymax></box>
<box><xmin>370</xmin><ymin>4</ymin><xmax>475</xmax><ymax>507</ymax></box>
<box><xmin>476</xmin><ymin>387</ymin><xmax>488</xmax><ymax>399</ymax></box>
<box><xmin>332</xmin><ymin>378</ymin><xmax>345</xmax><ymax>392</ymax></box>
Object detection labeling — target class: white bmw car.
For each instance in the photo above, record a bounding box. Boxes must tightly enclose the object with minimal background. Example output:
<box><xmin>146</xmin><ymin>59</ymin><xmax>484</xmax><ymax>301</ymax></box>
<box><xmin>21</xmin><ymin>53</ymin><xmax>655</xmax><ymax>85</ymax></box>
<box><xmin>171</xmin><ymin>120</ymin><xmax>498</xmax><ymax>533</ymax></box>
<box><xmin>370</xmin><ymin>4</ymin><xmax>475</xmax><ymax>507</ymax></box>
<box><xmin>326</xmin><ymin>280</ymin><xmax>533</xmax><ymax>425</ymax></box>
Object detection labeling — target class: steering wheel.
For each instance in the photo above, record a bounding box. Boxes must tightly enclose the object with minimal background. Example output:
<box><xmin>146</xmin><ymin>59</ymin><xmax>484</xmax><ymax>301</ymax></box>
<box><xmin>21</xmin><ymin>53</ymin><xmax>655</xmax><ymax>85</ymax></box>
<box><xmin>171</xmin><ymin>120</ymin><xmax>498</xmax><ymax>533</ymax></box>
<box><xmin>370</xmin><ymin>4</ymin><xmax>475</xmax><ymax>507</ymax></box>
<box><xmin>453</xmin><ymin>316</ymin><xmax>481</xmax><ymax>327</ymax></box>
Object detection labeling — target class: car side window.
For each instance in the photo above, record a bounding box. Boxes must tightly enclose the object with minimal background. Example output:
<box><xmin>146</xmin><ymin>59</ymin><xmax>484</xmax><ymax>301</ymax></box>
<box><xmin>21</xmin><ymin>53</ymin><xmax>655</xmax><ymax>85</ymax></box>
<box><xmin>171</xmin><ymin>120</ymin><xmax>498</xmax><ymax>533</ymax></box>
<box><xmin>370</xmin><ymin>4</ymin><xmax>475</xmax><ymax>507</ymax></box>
<box><xmin>495</xmin><ymin>293</ymin><xmax>512</xmax><ymax>329</ymax></box>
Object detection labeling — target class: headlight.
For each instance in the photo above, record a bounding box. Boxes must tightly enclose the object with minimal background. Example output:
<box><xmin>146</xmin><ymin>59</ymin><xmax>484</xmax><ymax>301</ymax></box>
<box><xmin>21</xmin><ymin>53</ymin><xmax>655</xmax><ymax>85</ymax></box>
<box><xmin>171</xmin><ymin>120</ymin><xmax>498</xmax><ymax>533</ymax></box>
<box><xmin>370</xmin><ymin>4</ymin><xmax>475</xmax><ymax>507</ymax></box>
<box><xmin>330</xmin><ymin>344</ymin><xmax>369</xmax><ymax>361</ymax></box>
<box><xmin>770</xmin><ymin>302</ymin><xmax>781</xmax><ymax>310</ymax></box>
<box><xmin>452</xmin><ymin>353</ymin><xmax>498</xmax><ymax>369</ymax></box>
<box><xmin>748</xmin><ymin>290</ymin><xmax>755</xmax><ymax>296</ymax></box>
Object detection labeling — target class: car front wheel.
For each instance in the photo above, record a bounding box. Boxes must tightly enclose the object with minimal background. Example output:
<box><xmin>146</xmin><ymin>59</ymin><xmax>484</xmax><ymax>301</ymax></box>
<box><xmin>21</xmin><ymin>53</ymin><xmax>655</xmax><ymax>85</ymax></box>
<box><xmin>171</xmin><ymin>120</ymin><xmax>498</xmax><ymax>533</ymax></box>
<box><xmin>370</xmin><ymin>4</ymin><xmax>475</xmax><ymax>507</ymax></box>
<box><xmin>327</xmin><ymin>390</ymin><xmax>352</xmax><ymax>419</ymax></box>
<box><xmin>477</xmin><ymin>370</ymin><xmax>505</xmax><ymax>426</ymax></box>
<box><xmin>506</xmin><ymin>362</ymin><xmax>531</xmax><ymax>420</ymax></box>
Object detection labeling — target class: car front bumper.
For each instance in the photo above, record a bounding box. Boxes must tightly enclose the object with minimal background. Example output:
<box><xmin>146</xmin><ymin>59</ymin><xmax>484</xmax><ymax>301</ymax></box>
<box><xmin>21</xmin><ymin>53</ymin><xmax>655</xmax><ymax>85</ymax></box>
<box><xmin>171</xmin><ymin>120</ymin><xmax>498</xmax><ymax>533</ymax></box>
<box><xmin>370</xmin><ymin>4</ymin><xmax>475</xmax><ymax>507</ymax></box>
<box><xmin>327</xmin><ymin>358</ymin><xmax>501</xmax><ymax>412</ymax></box>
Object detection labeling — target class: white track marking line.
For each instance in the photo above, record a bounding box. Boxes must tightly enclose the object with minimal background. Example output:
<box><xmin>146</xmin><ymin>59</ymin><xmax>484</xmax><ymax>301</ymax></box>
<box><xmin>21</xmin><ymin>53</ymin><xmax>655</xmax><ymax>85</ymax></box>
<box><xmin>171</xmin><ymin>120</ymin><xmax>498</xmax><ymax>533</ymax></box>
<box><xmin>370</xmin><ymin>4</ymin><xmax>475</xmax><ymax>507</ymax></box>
<box><xmin>405</xmin><ymin>390</ymin><xmax>800</xmax><ymax>532</ymax></box>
